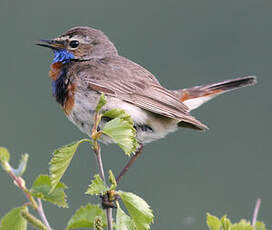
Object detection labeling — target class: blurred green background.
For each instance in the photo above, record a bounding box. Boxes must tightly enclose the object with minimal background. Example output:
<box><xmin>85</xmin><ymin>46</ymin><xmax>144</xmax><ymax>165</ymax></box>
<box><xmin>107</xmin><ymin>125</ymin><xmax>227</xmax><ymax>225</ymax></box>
<box><xmin>0</xmin><ymin>0</ymin><xmax>271</xmax><ymax>229</ymax></box>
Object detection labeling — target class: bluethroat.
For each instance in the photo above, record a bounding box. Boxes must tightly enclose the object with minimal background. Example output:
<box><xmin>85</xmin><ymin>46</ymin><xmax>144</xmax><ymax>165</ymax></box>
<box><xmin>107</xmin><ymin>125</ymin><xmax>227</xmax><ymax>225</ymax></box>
<box><xmin>37</xmin><ymin>26</ymin><xmax>256</xmax><ymax>181</ymax></box>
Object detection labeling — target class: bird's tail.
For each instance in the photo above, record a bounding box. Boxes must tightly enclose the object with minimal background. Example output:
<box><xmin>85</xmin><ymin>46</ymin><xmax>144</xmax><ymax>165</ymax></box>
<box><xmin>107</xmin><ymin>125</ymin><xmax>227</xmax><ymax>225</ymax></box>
<box><xmin>176</xmin><ymin>76</ymin><xmax>257</xmax><ymax>111</ymax></box>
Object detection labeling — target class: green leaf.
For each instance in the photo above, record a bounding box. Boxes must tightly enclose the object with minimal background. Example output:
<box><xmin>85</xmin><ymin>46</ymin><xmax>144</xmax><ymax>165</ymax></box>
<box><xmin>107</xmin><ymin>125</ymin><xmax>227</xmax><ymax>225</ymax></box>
<box><xmin>109</xmin><ymin>170</ymin><xmax>117</xmax><ymax>190</ymax></box>
<box><xmin>31</xmin><ymin>174</ymin><xmax>68</xmax><ymax>208</ymax></box>
<box><xmin>0</xmin><ymin>206</ymin><xmax>27</xmax><ymax>230</ymax></box>
<box><xmin>102</xmin><ymin>117</ymin><xmax>137</xmax><ymax>155</ymax></box>
<box><xmin>102</xmin><ymin>109</ymin><xmax>133</xmax><ymax>125</ymax></box>
<box><xmin>86</xmin><ymin>174</ymin><xmax>108</xmax><ymax>195</ymax></box>
<box><xmin>102</xmin><ymin>109</ymin><xmax>137</xmax><ymax>155</ymax></box>
<box><xmin>207</xmin><ymin>213</ymin><xmax>221</xmax><ymax>230</ymax></box>
<box><xmin>116</xmin><ymin>207</ymin><xmax>136</xmax><ymax>230</ymax></box>
<box><xmin>255</xmin><ymin>221</ymin><xmax>266</xmax><ymax>230</ymax></box>
<box><xmin>0</xmin><ymin>147</ymin><xmax>10</xmax><ymax>163</ymax></box>
<box><xmin>119</xmin><ymin>191</ymin><xmax>153</xmax><ymax>230</ymax></box>
<box><xmin>221</xmin><ymin>215</ymin><xmax>231</xmax><ymax>230</ymax></box>
<box><xmin>231</xmin><ymin>220</ymin><xmax>253</xmax><ymax>230</ymax></box>
<box><xmin>96</xmin><ymin>93</ymin><xmax>107</xmax><ymax>112</ymax></box>
<box><xmin>49</xmin><ymin>139</ymin><xmax>90</xmax><ymax>191</ymax></box>
<box><xmin>66</xmin><ymin>204</ymin><xmax>106</xmax><ymax>229</ymax></box>
<box><xmin>0</xmin><ymin>147</ymin><xmax>11</xmax><ymax>172</ymax></box>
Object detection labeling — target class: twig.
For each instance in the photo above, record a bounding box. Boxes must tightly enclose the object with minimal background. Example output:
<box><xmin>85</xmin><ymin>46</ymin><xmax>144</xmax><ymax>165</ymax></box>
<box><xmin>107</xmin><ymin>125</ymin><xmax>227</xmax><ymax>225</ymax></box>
<box><xmin>93</xmin><ymin>144</ymin><xmax>105</xmax><ymax>181</ymax></box>
<box><xmin>116</xmin><ymin>143</ymin><xmax>144</xmax><ymax>183</ymax></box>
<box><xmin>93</xmin><ymin>142</ymin><xmax>113</xmax><ymax>230</ymax></box>
<box><xmin>9</xmin><ymin>170</ymin><xmax>38</xmax><ymax>209</ymax></box>
<box><xmin>252</xmin><ymin>198</ymin><xmax>261</xmax><ymax>226</ymax></box>
<box><xmin>37</xmin><ymin>198</ymin><xmax>52</xmax><ymax>230</ymax></box>
<box><xmin>106</xmin><ymin>208</ymin><xmax>113</xmax><ymax>230</ymax></box>
<box><xmin>9</xmin><ymin>170</ymin><xmax>52</xmax><ymax>230</ymax></box>
<box><xmin>21</xmin><ymin>209</ymin><xmax>48</xmax><ymax>230</ymax></box>
<box><xmin>92</xmin><ymin>111</ymin><xmax>113</xmax><ymax>230</ymax></box>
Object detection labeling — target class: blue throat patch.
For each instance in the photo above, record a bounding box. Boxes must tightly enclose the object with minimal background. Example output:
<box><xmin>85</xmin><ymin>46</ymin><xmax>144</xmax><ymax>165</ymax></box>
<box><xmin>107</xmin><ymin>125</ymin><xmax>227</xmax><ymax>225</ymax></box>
<box><xmin>51</xmin><ymin>49</ymin><xmax>74</xmax><ymax>102</ymax></box>
<box><xmin>53</xmin><ymin>49</ymin><xmax>74</xmax><ymax>64</ymax></box>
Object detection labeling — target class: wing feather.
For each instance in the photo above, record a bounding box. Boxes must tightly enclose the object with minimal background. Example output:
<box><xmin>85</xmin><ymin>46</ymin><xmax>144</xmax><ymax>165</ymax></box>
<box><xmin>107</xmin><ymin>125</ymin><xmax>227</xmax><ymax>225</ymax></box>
<box><xmin>73</xmin><ymin>57</ymin><xmax>208</xmax><ymax>130</ymax></box>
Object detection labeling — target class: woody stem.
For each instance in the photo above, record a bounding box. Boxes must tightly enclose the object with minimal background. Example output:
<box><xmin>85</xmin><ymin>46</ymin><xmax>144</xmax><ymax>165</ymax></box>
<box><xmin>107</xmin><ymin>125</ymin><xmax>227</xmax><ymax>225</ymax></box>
<box><xmin>37</xmin><ymin>198</ymin><xmax>52</xmax><ymax>230</ymax></box>
<box><xmin>252</xmin><ymin>198</ymin><xmax>261</xmax><ymax>226</ymax></box>
<box><xmin>92</xmin><ymin>143</ymin><xmax>112</xmax><ymax>230</ymax></box>
<box><xmin>8</xmin><ymin>171</ymin><xmax>52</xmax><ymax>230</ymax></box>
<box><xmin>106</xmin><ymin>208</ymin><xmax>113</xmax><ymax>230</ymax></box>
<box><xmin>93</xmin><ymin>144</ymin><xmax>105</xmax><ymax>181</ymax></box>
<box><xmin>92</xmin><ymin>112</ymin><xmax>112</xmax><ymax>230</ymax></box>
<box><xmin>116</xmin><ymin>143</ymin><xmax>144</xmax><ymax>184</ymax></box>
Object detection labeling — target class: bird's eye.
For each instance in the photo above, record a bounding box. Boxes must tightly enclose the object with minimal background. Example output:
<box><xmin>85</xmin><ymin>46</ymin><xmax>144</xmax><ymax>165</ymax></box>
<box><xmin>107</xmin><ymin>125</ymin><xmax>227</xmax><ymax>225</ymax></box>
<box><xmin>69</xmin><ymin>40</ymin><xmax>79</xmax><ymax>48</ymax></box>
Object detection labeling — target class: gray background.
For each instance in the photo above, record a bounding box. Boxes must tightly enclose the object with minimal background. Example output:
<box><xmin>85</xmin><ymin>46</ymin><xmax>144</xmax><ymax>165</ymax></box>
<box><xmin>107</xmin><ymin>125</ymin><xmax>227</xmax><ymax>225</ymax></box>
<box><xmin>0</xmin><ymin>0</ymin><xmax>271</xmax><ymax>229</ymax></box>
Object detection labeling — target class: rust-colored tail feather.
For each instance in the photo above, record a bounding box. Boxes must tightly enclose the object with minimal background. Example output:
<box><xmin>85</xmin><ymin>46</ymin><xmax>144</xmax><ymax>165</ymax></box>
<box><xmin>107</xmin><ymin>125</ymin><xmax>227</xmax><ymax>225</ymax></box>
<box><xmin>176</xmin><ymin>76</ymin><xmax>256</xmax><ymax>111</ymax></box>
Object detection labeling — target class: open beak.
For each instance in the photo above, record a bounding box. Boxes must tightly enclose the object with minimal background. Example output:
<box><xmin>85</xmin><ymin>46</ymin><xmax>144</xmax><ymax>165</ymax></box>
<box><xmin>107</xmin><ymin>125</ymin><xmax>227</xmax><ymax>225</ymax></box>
<box><xmin>36</xmin><ymin>39</ymin><xmax>65</xmax><ymax>49</ymax></box>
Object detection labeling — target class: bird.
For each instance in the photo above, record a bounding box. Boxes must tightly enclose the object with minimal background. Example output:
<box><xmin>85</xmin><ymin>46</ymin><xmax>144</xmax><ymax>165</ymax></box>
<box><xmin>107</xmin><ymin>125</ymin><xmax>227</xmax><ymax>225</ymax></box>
<box><xmin>37</xmin><ymin>26</ymin><xmax>256</xmax><ymax>182</ymax></box>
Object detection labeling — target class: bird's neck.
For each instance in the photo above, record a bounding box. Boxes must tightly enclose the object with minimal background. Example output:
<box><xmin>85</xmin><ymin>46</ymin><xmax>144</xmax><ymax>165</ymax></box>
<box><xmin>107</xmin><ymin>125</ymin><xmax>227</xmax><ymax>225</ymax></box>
<box><xmin>49</xmin><ymin>49</ymin><xmax>74</xmax><ymax>104</ymax></box>
<box><xmin>43</xmin><ymin>50</ymin><xmax>76</xmax><ymax>115</ymax></box>
<box><xmin>48</xmin><ymin>61</ymin><xmax>75</xmax><ymax>115</ymax></box>
<box><xmin>49</xmin><ymin>62</ymin><xmax>68</xmax><ymax>106</ymax></box>
<box><xmin>49</xmin><ymin>62</ymin><xmax>64</xmax><ymax>81</ymax></box>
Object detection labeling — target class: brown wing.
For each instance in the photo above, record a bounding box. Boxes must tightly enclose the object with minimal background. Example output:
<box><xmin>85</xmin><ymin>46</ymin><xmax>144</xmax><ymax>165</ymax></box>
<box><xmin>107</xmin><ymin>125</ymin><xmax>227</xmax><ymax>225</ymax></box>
<box><xmin>72</xmin><ymin>56</ymin><xmax>208</xmax><ymax>130</ymax></box>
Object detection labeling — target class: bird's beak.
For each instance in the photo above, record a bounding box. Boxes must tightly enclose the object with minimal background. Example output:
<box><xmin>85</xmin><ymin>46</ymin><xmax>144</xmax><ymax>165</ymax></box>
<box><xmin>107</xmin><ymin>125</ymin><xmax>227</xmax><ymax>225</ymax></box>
<box><xmin>36</xmin><ymin>39</ymin><xmax>65</xmax><ymax>49</ymax></box>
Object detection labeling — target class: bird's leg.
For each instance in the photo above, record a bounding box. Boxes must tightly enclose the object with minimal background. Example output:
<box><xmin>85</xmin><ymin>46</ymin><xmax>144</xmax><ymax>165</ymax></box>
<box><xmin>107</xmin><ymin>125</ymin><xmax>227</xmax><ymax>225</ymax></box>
<box><xmin>116</xmin><ymin>143</ymin><xmax>144</xmax><ymax>183</ymax></box>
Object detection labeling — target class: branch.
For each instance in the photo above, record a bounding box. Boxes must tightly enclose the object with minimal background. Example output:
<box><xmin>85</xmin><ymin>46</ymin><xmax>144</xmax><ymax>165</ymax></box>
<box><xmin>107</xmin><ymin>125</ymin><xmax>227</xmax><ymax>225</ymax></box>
<box><xmin>116</xmin><ymin>143</ymin><xmax>143</xmax><ymax>184</ymax></box>
<box><xmin>106</xmin><ymin>208</ymin><xmax>113</xmax><ymax>230</ymax></box>
<box><xmin>37</xmin><ymin>198</ymin><xmax>52</xmax><ymax>230</ymax></box>
<box><xmin>9</xmin><ymin>170</ymin><xmax>38</xmax><ymax>209</ymax></box>
<box><xmin>92</xmin><ymin>110</ymin><xmax>113</xmax><ymax>230</ymax></box>
<box><xmin>252</xmin><ymin>198</ymin><xmax>261</xmax><ymax>226</ymax></box>
<box><xmin>93</xmin><ymin>144</ymin><xmax>105</xmax><ymax>181</ymax></box>
<box><xmin>92</xmin><ymin>143</ymin><xmax>112</xmax><ymax>230</ymax></box>
<box><xmin>8</xmin><ymin>170</ymin><xmax>52</xmax><ymax>230</ymax></box>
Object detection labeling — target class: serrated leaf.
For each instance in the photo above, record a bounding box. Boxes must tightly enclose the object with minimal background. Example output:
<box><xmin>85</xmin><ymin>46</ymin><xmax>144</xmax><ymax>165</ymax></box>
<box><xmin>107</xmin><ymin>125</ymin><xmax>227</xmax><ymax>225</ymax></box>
<box><xmin>102</xmin><ymin>109</ymin><xmax>133</xmax><ymax>125</ymax></box>
<box><xmin>86</xmin><ymin>174</ymin><xmax>108</xmax><ymax>195</ymax></box>
<box><xmin>0</xmin><ymin>206</ymin><xmax>27</xmax><ymax>230</ymax></box>
<box><xmin>119</xmin><ymin>191</ymin><xmax>153</xmax><ymax>230</ymax></box>
<box><xmin>207</xmin><ymin>213</ymin><xmax>221</xmax><ymax>230</ymax></box>
<box><xmin>221</xmin><ymin>215</ymin><xmax>231</xmax><ymax>230</ymax></box>
<box><xmin>31</xmin><ymin>174</ymin><xmax>68</xmax><ymax>208</ymax></box>
<box><xmin>255</xmin><ymin>221</ymin><xmax>266</xmax><ymax>230</ymax></box>
<box><xmin>231</xmin><ymin>220</ymin><xmax>253</xmax><ymax>230</ymax></box>
<box><xmin>102</xmin><ymin>109</ymin><xmax>137</xmax><ymax>155</ymax></box>
<box><xmin>96</xmin><ymin>93</ymin><xmax>107</xmax><ymax>112</ymax></box>
<box><xmin>109</xmin><ymin>170</ymin><xmax>117</xmax><ymax>190</ymax></box>
<box><xmin>116</xmin><ymin>207</ymin><xmax>136</xmax><ymax>230</ymax></box>
<box><xmin>49</xmin><ymin>139</ymin><xmax>90</xmax><ymax>191</ymax></box>
<box><xmin>66</xmin><ymin>204</ymin><xmax>106</xmax><ymax>229</ymax></box>
<box><xmin>102</xmin><ymin>117</ymin><xmax>137</xmax><ymax>155</ymax></box>
<box><xmin>0</xmin><ymin>147</ymin><xmax>10</xmax><ymax>163</ymax></box>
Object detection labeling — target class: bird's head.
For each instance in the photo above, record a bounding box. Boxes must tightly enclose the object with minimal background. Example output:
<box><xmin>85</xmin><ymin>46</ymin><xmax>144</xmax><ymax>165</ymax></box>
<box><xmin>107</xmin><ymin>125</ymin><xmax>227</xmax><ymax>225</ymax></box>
<box><xmin>37</xmin><ymin>26</ymin><xmax>118</xmax><ymax>63</ymax></box>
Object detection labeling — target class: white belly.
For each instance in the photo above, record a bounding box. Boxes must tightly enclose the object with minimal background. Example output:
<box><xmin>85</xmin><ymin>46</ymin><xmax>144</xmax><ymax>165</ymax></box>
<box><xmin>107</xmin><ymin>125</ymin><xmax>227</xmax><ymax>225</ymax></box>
<box><xmin>67</xmin><ymin>91</ymin><xmax>178</xmax><ymax>144</ymax></box>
